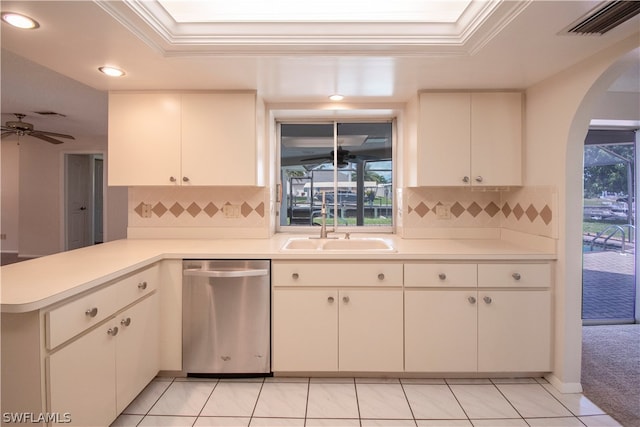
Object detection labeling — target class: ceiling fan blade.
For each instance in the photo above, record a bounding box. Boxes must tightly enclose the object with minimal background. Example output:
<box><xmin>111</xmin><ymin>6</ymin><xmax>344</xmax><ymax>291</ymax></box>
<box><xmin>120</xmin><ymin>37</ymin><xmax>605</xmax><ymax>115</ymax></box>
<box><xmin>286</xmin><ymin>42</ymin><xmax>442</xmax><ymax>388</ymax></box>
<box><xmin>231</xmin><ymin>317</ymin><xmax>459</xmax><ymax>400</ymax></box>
<box><xmin>300</xmin><ymin>155</ymin><xmax>331</xmax><ymax>162</ymax></box>
<box><xmin>1</xmin><ymin>131</ymin><xmax>15</xmax><ymax>138</ymax></box>
<box><xmin>31</xmin><ymin>130</ymin><xmax>75</xmax><ymax>140</ymax></box>
<box><xmin>29</xmin><ymin>133</ymin><xmax>65</xmax><ymax>144</ymax></box>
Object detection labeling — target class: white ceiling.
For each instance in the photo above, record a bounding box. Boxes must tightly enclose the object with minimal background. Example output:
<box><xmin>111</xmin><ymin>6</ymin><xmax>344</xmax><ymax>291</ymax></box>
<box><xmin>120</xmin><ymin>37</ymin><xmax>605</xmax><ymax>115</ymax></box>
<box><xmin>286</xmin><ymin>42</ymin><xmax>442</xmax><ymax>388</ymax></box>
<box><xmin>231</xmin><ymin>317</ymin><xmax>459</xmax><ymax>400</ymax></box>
<box><xmin>1</xmin><ymin>0</ymin><xmax>639</xmax><ymax>140</ymax></box>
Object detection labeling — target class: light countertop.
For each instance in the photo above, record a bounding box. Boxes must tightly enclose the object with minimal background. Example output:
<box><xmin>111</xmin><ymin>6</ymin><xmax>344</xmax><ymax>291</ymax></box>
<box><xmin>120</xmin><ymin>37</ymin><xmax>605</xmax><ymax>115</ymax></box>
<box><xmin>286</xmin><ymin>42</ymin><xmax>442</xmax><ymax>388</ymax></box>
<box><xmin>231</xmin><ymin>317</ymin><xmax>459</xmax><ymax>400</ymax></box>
<box><xmin>1</xmin><ymin>235</ymin><xmax>555</xmax><ymax>313</ymax></box>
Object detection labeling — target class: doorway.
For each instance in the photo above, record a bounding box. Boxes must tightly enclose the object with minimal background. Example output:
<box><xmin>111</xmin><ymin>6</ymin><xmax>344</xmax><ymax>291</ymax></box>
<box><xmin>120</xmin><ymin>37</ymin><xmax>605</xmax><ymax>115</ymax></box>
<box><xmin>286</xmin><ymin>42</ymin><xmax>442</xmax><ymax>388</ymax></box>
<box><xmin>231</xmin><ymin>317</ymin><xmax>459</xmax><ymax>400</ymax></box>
<box><xmin>64</xmin><ymin>153</ymin><xmax>104</xmax><ymax>250</ymax></box>
<box><xmin>582</xmin><ymin>131</ymin><xmax>637</xmax><ymax>325</ymax></box>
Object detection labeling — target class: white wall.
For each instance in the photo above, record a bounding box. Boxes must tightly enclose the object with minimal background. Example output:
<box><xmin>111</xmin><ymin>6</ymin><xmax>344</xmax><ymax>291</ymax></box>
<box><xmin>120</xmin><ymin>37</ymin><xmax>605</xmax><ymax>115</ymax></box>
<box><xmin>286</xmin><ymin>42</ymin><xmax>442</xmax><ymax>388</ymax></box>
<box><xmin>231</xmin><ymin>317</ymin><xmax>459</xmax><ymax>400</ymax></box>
<box><xmin>591</xmin><ymin>91</ymin><xmax>640</xmax><ymax>121</ymax></box>
<box><xmin>524</xmin><ymin>33</ymin><xmax>639</xmax><ymax>392</ymax></box>
<box><xmin>8</xmin><ymin>134</ymin><xmax>127</xmax><ymax>257</ymax></box>
<box><xmin>1</xmin><ymin>138</ymin><xmax>20</xmax><ymax>252</ymax></box>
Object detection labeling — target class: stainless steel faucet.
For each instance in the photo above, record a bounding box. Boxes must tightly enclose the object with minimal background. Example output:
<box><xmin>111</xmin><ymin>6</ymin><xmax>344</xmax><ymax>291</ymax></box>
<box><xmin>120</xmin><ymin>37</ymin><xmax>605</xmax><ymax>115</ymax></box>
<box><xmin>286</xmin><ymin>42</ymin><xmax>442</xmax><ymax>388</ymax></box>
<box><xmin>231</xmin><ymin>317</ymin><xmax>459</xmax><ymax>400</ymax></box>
<box><xmin>319</xmin><ymin>191</ymin><xmax>333</xmax><ymax>239</ymax></box>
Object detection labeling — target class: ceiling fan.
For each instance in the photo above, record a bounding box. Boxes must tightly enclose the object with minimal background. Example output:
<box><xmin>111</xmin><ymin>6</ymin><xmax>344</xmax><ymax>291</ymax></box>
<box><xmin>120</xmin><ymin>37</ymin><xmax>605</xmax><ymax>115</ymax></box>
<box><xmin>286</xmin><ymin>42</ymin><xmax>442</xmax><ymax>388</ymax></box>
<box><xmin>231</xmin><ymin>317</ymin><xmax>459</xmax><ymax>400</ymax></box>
<box><xmin>1</xmin><ymin>113</ymin><xmax>75</xmax><ymax>144</ymax></box>
<box><xmin>301</xmin><ymin>146</ymin><xmax>357</xmax><ymax>168</ymax></box>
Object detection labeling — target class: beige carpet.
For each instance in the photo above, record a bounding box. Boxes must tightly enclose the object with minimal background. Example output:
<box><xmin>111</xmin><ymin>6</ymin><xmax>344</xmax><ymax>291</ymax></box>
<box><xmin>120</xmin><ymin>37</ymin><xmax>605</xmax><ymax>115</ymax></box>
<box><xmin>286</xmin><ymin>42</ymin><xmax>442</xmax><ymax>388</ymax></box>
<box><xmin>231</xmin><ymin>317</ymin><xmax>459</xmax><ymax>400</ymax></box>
<box><xmin>582</xmin><ymin>324</ymin><xmax>640</xmax><ymax>427</ymax></box>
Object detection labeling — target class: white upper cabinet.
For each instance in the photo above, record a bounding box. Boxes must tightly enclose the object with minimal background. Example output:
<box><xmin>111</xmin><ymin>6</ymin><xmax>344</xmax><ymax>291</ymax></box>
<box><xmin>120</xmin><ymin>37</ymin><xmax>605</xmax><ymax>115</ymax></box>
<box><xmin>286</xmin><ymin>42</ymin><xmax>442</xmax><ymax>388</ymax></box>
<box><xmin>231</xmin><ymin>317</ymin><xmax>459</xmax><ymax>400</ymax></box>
<box><xmin>181</xmin><ymin>93</ymin><xmax>257</xmax><ymax>186</ymax></box>
<box><xmin>108</xmin><ymin>93</ymin><xmax>181</xmax><ymax>186</ymax></box>
<box><xmin>416</xmin><ymin>91</ymin><xmax>523</xmax><ymax>187</ymax></box>
<box><xmin>470</xmin><ymin>92</ymin><xmax>523</xmax><ymax>186</ymax></box>
<box><xmin>108</xmin><ymin>91</ymin><xmax>260</xmax><ymax>186</ymax></box>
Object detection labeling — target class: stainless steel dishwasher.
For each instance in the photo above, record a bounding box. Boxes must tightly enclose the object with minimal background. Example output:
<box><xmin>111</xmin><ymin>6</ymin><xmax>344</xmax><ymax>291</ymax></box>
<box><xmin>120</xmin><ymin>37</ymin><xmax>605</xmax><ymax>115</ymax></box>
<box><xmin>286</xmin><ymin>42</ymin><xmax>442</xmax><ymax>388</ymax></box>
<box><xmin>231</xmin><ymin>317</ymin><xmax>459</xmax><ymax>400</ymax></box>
<box><xmin>182</xmin><ymin>260</ymin><xmax>271</xmax><ymax>376</ymax></box>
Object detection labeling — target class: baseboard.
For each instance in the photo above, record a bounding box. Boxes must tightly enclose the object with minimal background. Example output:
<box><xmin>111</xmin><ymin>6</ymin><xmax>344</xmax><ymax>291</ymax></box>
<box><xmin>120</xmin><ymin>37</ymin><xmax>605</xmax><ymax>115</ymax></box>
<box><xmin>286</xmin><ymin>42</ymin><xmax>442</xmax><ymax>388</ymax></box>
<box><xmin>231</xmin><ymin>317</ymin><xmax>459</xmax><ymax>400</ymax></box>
<box><xmin>545</xmin><ymin>373</ymin><xmax>583</xmax><ymax>393</ymax></box>
<box><xmin>583</xmin><ymin>318</ymin><xmax>636</xmax><ymax>326</ymax></box>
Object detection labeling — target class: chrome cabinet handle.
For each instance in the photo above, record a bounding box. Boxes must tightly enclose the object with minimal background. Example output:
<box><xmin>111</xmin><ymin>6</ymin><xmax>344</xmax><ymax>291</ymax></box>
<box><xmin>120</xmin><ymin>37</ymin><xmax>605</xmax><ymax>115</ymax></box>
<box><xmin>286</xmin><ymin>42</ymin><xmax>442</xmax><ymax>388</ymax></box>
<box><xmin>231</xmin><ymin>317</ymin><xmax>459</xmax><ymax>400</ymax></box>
<box><xmin>292</xmin><ymin>273</ymin><xmax>299</xmax><ymax>280</ymax></box>
<box><xmin>512</xmin><ymin>273</ymin><xmax>521</xmax><ymax>280</ymax></box>
<box><xmin>438</xmin><ymin>273</ymin><xmax>447</xmax><ymax>280</ymax></box>
<box><xmin>169</xmin><ymin>176</ymin><xmax>177</xmax><ymax>182</ymax></box>
<box><xmin>121</xmin><ymin>317</ymin><xmax>131</xmax><ymax>327</ymax></box>
<box><xmin>138</xmin><ymin>281</ymin><xmax>148</xmax><ymax>290</ymax></box>
<box><xmin>183</xmin><ymin>176</ymin><xmax>190</xmax><ymax>182</ymax></box>
<box><xmin>475</xmin><ymin>176</ymin><xmax>483</xmax><ymax>183</ymax></box>
<box><xmin>462</xmin><ymin>176</ymin><xmax>470</xmax><ymax>183</ymax></box>
<box><xmin>107</xmin><ymin>326</ymin><xmax>119</xmax><ymax>336</ymax></box>
<box><xmin>468</xmin><ymin>296</ymin><xmax>476</xmax><ymax>304</ymax></box>
<box><xmin>483</xmin><ymin>296</ymin><xmax>492</xmax><ymax>304</ymax></box>
<box><xmin>377</xmin><ymin>273</ymin><xmax>385</xmax><ymax>280</ymax></box>
<box><xmin>343</xmin><ymin>296</ymin><xmax>350</xmax><ymax>303</ymax></box>
<box><xmin>327</xmin><ymin>296</ymin><xmax>335</xmax><ymax>303</ymax></box>
<box><xmin>85</xmin><ymin>307</ymin><xmax>98</xmax><ymax>318</ymax></box>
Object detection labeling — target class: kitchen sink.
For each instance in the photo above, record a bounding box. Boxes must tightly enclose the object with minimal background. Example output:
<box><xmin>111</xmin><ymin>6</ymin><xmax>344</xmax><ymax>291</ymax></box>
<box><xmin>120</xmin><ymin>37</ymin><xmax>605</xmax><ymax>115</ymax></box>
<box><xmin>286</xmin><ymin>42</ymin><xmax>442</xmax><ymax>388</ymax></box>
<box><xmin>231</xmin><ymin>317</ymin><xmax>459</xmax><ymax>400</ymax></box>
<box><xmin>281</xmin><ymin>238</ymin><xmax>323</xmax><ymax>250</ymax></box>
<box><xmin>281</xmin><ymin>237</ymin><xmax>395</xmax><ymax>252</ymax></box>
<box><xmin>321</xmin><ymin>239</ymin><xmax>393</xmax><ymax>250</ymax></box>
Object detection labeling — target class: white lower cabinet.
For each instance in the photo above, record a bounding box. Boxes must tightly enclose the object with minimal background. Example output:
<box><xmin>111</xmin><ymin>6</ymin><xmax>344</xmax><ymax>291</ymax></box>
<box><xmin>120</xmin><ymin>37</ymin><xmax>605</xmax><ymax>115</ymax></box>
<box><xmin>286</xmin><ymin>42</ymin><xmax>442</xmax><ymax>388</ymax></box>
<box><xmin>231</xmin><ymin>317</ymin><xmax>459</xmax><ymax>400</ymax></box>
<box><xmin>339</xmin><ymin>289</ymin><xmax>404</xmax><ymax>372</ymax></box>
<box><xmin>405</xmin><ymin>289</ymin><xmax>551</xmax><ymax>373</ymax></box>
<box><xmin>116</xmin><ymin>294</ymin><xmax>160</xmax><ymax>413</ymax></box>
<box><xmin>405</xmin><ymin>290</ymin><xmax>478</xmax><ymax>372</ymax></box>
<box><xmin>273</xmin><ymin>289</ymin><xmax>338</xmax><ymax>371</ymax></box>
<box><xmin>404</xmin><ymin>262</ymin><xmax>552</xmax><ymax>374</ymax></box>
<box><xmin>48</xmin><ymin>293</ymin><xmax>159</xmax><ymax>425</ymax></box>
<box><xmin>273</xmin><ymin>288</ymin><xmax>403</xmax><ymax>372</ymax></box>
<box><xmin>477</xmin><ymin>290</ymin><xmax>551</xmax><ymax>372</ymax></box>
<box><xmin>48</xmin><ymin>320</ymin><xmax>117</xmax><ymax>426</ymax></box>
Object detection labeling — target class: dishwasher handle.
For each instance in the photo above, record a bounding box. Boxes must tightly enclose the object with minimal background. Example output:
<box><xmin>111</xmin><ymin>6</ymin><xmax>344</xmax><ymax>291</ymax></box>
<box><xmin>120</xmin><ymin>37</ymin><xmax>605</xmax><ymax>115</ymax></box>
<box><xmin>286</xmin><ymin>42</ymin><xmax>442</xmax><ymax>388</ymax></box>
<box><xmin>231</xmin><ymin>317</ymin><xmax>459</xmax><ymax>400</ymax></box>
<box><xmin>183</xmin><ymin>268</ymin><xmax>269</xmax><ymax>278</ymax></box>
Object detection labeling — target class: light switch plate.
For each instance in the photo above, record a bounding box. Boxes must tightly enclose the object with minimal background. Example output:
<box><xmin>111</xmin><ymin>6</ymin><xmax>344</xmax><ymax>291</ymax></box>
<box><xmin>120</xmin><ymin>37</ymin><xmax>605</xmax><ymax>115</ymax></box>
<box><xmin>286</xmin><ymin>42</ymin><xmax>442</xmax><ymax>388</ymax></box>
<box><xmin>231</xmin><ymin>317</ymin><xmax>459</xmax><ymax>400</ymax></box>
<box><xmin>436</xmin><ymin>205</ymin><xmax>451</xmax><ymax>220</ymax></box>
<box><xmin>223</xmin><ymin>204</ymin><xmax>241</xmax><ymax>218</ymax></box>
<box><xmin>141</xmin><ymin>203</ymin><xmax>152</xmax><ymax>218</ymax></box>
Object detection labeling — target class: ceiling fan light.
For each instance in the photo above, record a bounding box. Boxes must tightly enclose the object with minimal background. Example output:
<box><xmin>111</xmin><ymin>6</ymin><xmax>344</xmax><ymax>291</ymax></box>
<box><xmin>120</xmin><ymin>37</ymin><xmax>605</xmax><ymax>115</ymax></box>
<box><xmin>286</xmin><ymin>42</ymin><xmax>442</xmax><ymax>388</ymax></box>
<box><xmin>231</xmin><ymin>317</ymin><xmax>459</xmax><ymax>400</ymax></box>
<box><xmin>1</xmin><ymin>12</ymin><xmax>39</xmax><ymax>29</ymax></box>
<box><xmin>98</xmin><ymin>66</ymin><xmax>126</xmax><ymax>77</ymax></box>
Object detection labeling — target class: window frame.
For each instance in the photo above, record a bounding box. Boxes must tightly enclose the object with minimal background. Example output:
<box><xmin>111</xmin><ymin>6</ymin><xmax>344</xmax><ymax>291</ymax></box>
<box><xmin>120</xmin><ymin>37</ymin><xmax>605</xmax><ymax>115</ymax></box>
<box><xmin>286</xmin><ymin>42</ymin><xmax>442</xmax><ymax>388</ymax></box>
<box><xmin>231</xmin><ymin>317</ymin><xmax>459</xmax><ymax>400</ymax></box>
<box><xmin>276</xmin><ymin>118</ymin><xmax>396</xmax><ymax>234</ymax></box>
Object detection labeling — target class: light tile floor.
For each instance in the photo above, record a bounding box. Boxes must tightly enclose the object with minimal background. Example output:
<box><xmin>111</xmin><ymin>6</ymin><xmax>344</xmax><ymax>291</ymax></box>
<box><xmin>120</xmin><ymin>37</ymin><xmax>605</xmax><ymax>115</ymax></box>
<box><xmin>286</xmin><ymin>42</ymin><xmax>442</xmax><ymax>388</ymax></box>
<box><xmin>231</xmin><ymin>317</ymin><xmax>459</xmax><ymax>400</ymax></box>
<box><xmin>110</xmin><ymin>377</ymin><xmax>622</xmax><ymax>427</ymax></box>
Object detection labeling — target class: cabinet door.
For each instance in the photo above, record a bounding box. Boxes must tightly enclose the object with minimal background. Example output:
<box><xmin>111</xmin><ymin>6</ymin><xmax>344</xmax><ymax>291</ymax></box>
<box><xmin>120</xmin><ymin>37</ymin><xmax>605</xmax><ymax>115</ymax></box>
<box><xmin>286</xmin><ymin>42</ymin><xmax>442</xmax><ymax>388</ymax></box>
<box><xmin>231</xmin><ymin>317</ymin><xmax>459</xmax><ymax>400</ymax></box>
<box><xmin>116</xmin><ymin>294</ymin><xmax>159</xmax><ymax>414</ymax></box>
<box><xmin>339</xmin><ymin>289</ymin><xmax>403</xmax><ymax>372</ymax></box>
<box><xmin>478</xmin><ymin>290</ymin><xmax>551</xmax><ymax>372</ymax></box>
<box><xmin>108</xmin><ymin>92</ymin><xmax>181</xmax><ymax>186</ymax></box>
<box><xmin>471</xmin><ymin>92</ymin><xmax>522</xmax><ymax>186</ymax></box>
<box><xmin>181</xmin><ymin>93</ymin><xmax>257</xmax><ymax>185</ymax></box>
<box><xmin>405</xmin><ymin>289</ymin><xmax>477</xmax><ymax>372</ymax></box>
<box><xmin>48</xmin><ymin>322</ymin><xmax>117</xmax><ymax>426</ymax></box>
<box><xmin>417</xmin><ymin>92</ymin><xmax>471</xmax><ymax>186</ymax></box>
<box><xmin>272</xmin><ymin>289</ymin><xmax>338</xmax><ymax>371</ymax></box>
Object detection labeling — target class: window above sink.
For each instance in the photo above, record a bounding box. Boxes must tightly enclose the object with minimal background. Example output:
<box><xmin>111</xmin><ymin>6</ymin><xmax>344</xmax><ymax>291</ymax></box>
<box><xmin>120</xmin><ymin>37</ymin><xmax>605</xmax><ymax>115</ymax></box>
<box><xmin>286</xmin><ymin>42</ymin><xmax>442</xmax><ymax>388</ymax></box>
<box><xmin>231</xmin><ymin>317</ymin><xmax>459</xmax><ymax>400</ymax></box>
<box><xmin>278</xmin><ymin>121</ymin><xmax>394</xmax><ymax>233</ymax></box>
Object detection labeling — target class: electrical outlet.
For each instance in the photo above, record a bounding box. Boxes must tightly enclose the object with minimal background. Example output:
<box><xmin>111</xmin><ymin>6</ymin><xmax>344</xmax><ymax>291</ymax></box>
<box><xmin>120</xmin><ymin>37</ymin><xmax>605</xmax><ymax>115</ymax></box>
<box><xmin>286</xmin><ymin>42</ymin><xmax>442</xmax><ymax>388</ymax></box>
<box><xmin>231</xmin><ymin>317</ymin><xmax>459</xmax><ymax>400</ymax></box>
<box><xmin>141</xmin><ymin>203</ymin><xmax>153</xmax><ymax>218</ymax></box>
<box><xmin>223</xmin><ymin>204</ymin><xmax>241</xmax><ymax>218</ymax></box>
<box><xmin>435</xmin><ymin>205</ymin><xmax>451</xmax><ymax>220</ymax></box>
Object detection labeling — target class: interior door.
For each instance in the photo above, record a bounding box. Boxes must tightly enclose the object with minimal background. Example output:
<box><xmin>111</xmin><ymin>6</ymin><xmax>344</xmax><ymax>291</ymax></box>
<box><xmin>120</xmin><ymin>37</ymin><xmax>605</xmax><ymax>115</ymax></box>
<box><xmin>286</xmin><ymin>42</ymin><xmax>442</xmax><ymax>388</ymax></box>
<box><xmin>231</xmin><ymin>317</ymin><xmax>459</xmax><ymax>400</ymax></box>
<box><xmin>66</xmin><ymin>154</ymin><xmax>92</xmax><ymax>250</ymax></box>
<box><xmin>93</xmin><ymin>157</ymin><xmax>104</xmax><ymax>243</ymax></box>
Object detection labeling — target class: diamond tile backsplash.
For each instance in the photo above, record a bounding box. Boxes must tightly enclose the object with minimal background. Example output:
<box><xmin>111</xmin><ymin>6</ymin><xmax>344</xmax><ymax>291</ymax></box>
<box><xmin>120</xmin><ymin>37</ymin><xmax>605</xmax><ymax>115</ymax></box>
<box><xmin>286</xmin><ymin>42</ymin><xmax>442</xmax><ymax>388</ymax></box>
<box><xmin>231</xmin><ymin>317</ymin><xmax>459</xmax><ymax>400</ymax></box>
<box><xmin>128</xmin><ymin>186</ymin><xmax>268</xmax><ymax>229</ymax></box>
<box><xmin>128</xmin><ymin>185</ymin><xmax>556</xmax><ymax>239</ymax></box>
<box><xmin>405</xmin><ymin>186</ymin><xmax>557</xmax><ymax>238</ymax></box>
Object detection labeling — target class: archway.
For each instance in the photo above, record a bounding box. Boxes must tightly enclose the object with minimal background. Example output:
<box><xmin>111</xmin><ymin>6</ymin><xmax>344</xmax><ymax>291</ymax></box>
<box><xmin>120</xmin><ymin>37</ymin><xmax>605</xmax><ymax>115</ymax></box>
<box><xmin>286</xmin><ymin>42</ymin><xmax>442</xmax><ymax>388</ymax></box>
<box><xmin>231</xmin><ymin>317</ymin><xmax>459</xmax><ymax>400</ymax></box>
<box><xmin>524</xmin><ymin>35</ymin><xmax>639</xmax><ymax>393</ymax></box>
<box><xmin>574</xmin><ymin>49</ymin><xmax>639</xmax><ymax>426</ymax></box>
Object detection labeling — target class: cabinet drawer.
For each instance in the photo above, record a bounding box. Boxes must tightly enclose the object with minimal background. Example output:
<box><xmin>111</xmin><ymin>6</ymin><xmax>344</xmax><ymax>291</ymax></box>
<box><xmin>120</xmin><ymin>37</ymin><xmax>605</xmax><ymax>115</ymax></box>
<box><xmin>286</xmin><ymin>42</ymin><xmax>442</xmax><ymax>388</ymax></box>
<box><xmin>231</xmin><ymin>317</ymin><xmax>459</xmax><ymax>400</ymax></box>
<box><xmin>478</xmin><ymin>263</ymin><xmax>551</xmax><ymax>288</ymax></box>
<box><xmin>272</xmin><ymin>261</ymin><xmax>403</xmax><ymax>287</ymax></box>
<box><xmin>405</xmin><ymin>263</ymin><xmax>477</xmax><ymax>287</ymax></box>
<box><xmin>46</xmin><ymin>284</ymin><xmax>120</xmax><ymax>350</ymax></box>
<box><xmin>115</xmin><ymin>264</ymin><xmax>159</xmax><ymax>309</ymax></box>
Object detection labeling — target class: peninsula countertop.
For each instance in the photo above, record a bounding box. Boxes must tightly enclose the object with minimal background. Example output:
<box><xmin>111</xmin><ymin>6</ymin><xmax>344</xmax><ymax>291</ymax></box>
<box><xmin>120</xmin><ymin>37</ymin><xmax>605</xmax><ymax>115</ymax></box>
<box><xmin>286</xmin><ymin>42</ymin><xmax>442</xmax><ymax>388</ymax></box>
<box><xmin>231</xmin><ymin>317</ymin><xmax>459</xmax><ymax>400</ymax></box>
<box><xmin>1</xmin><ymin>235</ymin><xmax>555</xmax><ymax>313</ymax></box>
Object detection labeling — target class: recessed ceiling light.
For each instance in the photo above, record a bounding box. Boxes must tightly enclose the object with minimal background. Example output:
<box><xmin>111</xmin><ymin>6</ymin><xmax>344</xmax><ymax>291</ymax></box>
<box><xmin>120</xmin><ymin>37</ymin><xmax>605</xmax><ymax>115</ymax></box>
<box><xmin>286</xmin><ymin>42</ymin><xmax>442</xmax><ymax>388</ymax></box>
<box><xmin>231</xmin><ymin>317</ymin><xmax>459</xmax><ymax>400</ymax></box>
<box><xmin>1</xmin><ymin>12</ymin><xmax>39</xmax><ymax>29</ymax></box>
<box><xmin>329</xmin><ymin>94</ymin><xmax>344</xmax><ymax>101</ymax></box>
<box><xmin>98</xmin><ymin>66</ymin><xmax>126</xmax><ymax>77</ymax></box>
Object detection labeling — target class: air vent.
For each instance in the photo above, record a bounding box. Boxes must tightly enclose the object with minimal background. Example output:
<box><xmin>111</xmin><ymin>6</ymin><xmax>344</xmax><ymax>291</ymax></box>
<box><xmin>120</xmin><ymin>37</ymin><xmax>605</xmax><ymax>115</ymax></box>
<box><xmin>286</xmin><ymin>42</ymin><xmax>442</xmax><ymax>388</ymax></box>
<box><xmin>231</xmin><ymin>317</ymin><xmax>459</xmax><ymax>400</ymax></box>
<box><xmin>565</xmin><ymin>1</ymin><xmax>640</xmax><ymax>35</ymax></box>
<box><xmin>34</xmin><ymin>111</ymin><xmax>66</xmax><ymax>117</ymax></box>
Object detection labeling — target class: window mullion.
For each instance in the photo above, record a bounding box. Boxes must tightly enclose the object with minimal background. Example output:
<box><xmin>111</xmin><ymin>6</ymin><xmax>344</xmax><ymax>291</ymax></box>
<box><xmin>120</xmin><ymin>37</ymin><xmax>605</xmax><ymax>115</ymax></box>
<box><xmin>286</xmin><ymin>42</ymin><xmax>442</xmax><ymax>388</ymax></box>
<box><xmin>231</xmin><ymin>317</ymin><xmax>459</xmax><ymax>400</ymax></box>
<box><xmin>333</xmin><ymin>121</ymin><xmax>339</xmax><ymax>228</ymax></box>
